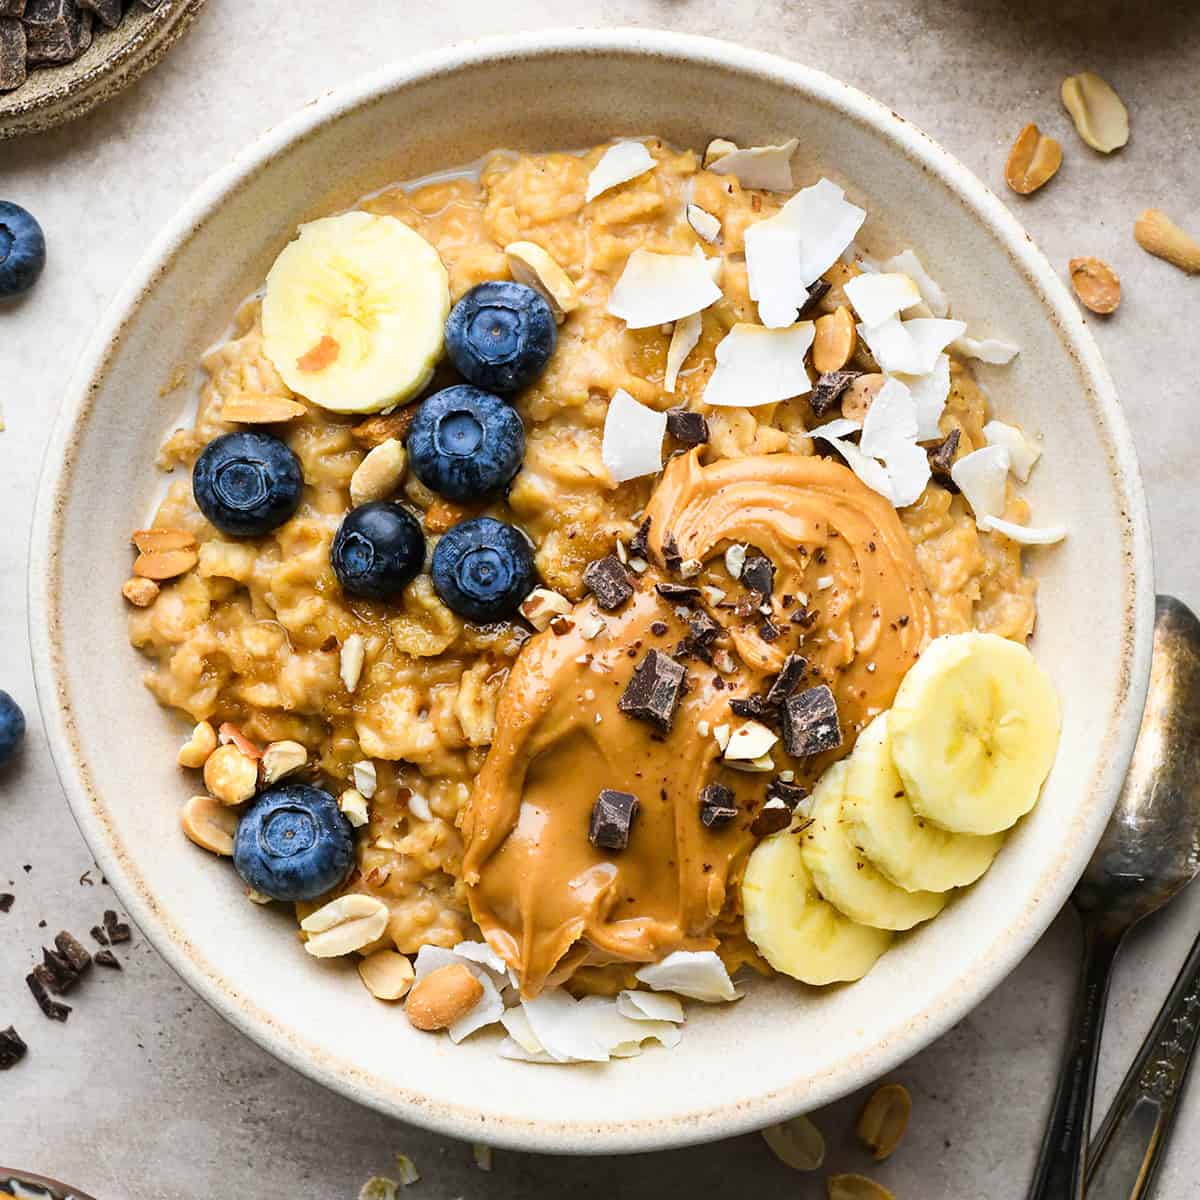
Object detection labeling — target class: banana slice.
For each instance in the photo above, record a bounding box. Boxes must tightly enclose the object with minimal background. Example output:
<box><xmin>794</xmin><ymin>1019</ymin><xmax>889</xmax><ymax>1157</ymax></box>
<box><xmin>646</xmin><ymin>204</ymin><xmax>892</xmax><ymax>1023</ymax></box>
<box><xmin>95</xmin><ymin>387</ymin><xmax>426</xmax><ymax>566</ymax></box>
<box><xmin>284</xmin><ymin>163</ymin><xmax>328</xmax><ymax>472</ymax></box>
<box><xmin>889</xmin><ymin>632</ymin><xmax>1060</xmax><ymax>836</ymax></box>
<box><xmin>800</xmin><ymin>762</ymin><xmax>945</xmax><ymax>930</ymax></box>
<box><xmin>742</xmin><ymin>794</ymin><xmax>892</xmax><ymax>986</ymax></box>
<box><xmin>262</xmin><ymin>211</ymin><xmax>450</xmax><ymax>414</ymax></box>
<box><xmin>843</xmin><ymin>714</ymin><xmax>1005</xmax><ymax>893</ymax></box>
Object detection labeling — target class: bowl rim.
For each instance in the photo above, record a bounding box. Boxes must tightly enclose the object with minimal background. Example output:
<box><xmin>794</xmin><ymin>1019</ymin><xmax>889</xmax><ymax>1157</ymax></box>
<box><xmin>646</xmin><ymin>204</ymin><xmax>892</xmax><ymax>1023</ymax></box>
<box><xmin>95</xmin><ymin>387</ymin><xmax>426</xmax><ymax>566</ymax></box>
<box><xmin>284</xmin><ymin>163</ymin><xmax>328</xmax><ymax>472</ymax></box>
<box><xmin>28</xmin><ymin>27</ymin><xmax>1155</xmax><ymax>1153</ymax></box>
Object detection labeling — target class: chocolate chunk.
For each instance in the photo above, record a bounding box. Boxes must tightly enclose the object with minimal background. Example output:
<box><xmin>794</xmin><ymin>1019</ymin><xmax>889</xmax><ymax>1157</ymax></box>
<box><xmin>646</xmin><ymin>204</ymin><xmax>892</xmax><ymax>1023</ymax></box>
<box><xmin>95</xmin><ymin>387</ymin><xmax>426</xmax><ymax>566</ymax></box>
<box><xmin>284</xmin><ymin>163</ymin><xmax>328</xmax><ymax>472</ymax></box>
<box><xmin>54</xmin><ymin>930</ymin><xmax>92</xmax><ymax>974</ymax></box>
<box><xmin>741</xmin><ymin>554</ymin><xmax>775</xmax><ymax>599</ymax></box>
<box><xmin>583</xmin><ymin>555</ymin><xmax>633</xmax><ymax>611</ymax></box>
<box><xmin>0</xmin><ymin>1025</ymin><xmax>27</xmax><ymax>1069</ymax></box>
<box><xmin>90</xmin><ymin>924</ymin><xmax>109</xmax><ymax>946</ymax></box>
<box><xmin>688</xmin><ymin>609</ymin><xmax>721</xmax><ymax>646</ymax></box>
<box><xmin>661</xmin><ymin>532</ymin><xmax>682</xmax><ymax>574</ymax></box>
<box><xmin>655</xmin><ymin>581</ymin><xmax>701</xmax><ymax>605</ymax></box>
<box><xmin>135</xmin><ymin>0</ymin><xmax>165</xmax><ymax>8</ymax></box>
<box><xmin>699</xmin><ymin>783</ymin><xmax>738</xmax><ymax>830</ymax></box>
<box><xmin>76</xmin><ymin>0</ymin><xmax>119</xmax><ymax>27</ymax></box>
<box><xmin>0</xmin><ymin>0</ymin><xmax>27</xmax><ymax>15</ymax></box>
<box><xmin>809</xmin><ymin>370</ymin><xmax>862</xmax><ymax>417</ymax></box>
<box><xmin>40</xmin><ymin>947</ymin><xmax>78</xmax><ymax>993</ymax></box>
<box><xmin>796</xmin><ymin>278</ymin><xmax>832</xmax><ymax>319</ymax></box>
<box><xmin>929</xmin><ymin>428</ymin><xmax>961</xmax><ymax>492</ymax></box>
<box><xmin>588</xmin><ymin>789</ymin><xmax>639</xmax><ymax>851</ymax></box>
<box><xmin>103</xmin><ymin>909</ymin><xmax>131</xmax><ymax>943</ymax></box>
<box><xmin>23</xmin><ymin>0</ymin><xmax>91</xmax><ymax>64</ymax></box>
<box><xmin>765</xmin><ymin>653</ymin><xmax>808</xmax><ymax>707</ymax></box>
<box><xmin>780</xmin><ymin>684</ymin><xmax>843</xmax><ymax>757</ymax></box>
<box><xmin>751</xmin><ymin>798</ymin><xmax>793</xmax><ymax>837</ymax></box>
<box><xmin>26</xmin><ymin>972</ymin><xmax>70</xmax><ymax>1021</ymax></box>
<box><xmin>665</xmin><ymin>407</ymin><xmax>709</xmax><ymax>446</ymax></box>
<box><xmin>765</xmin><ymin>778</ymin><xmax>808</xmax><ymax>809</ymax></box>
<box><xmin>628</xmin><ymin>516</ymin><xmax>651</xmax><ymax>560</ymax></box>
<box><xmin>758</xmin><ymin>617</ymin><xmax>782</xmax><ymax>642</ymax></box>
<box><xmin>649</xmin><ymin>620</ymin><xmax>668</xmax><ymax>636</ymax></box>
<box><xmin>0</xmin><ymin>892</ymin><xmax>12</xmax><ymax>913</ymax></box>
<box><xmin>618</xmin><ymin>649</ymin><xmax>686</xmax><ymax>732</ymax></box>
<box><xmin>94</xmin><ymin>949</ymin><xmax>121</xmax><ymax>969</ymax></box>
<box><xmin>0</xmin><ymin>17</ymin><xmax>25</xmax><ymax>91</ymax></box>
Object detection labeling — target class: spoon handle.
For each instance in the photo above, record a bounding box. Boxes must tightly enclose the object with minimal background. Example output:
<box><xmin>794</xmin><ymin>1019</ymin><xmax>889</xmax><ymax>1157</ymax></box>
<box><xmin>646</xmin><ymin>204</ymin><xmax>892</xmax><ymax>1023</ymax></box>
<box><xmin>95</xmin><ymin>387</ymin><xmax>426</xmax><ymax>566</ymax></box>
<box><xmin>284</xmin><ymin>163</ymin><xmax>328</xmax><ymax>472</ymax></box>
<box><xmin>1027</xmin><ymin>919</ymin><xmax>1123</xmax><ymax>1200</ymax></box>
<box><xmin>1086</xmin><ymin>926</ymin><xmax>1200</xmax><ymax>1199</ymax></box>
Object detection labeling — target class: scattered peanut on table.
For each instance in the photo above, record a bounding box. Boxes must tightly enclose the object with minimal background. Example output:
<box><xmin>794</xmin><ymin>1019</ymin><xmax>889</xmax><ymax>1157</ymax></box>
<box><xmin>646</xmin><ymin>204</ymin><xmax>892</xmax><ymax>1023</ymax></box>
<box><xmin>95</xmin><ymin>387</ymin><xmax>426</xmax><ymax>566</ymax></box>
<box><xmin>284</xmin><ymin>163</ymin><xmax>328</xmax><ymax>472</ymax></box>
<box><xmin>1069</xmin><ymin>257</ymin><xmax>1121</xmax><ymax>314</ymax></box>
<box><xmin>1004</xmin><ymin>123</ymin><xmax>1063</xmax><ymax>195</ymax></box>
<box><xmin>856</xmin><ymin>1082</ymin><xmax>913</xmax><ymax>1161</ymax></box>
<box><xmin>1061</xmin><ymin>71</ymin><xmax>1129</xmax><ymax>154</ymax></box>
<box><xmin>760</xmin><ymin>1113</ymin><xmax>826</xmax><ymax>1171</ymax></box>
<box><xmin>1134</xmin><ymin>209</ymin><xmax>1200</xmax><ymax>274</ymax></box>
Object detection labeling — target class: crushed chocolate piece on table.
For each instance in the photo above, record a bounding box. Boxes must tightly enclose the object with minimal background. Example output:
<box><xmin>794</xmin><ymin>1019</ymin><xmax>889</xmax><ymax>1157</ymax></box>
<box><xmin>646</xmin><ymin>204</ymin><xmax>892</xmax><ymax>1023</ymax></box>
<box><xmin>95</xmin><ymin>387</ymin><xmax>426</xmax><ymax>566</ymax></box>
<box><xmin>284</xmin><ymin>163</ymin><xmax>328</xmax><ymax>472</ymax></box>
<box><xmin>698</xmin><ymin>783</ymin><xmax>738</xmax><ymax>829</ymax></box>
<box><xmin>103</xmin><ymin>909</ymin><xmax>131</xmax><ymax>943</ymax></box>
<box><xmin>23</xmin><ymin>0</ymin><xmax>91</xmax><ymax>64</ymax></box>
<box><xmin>588</xmin><ymin>788</ymin><xmax>640</xmax><ymax>851</ymax></box>
<box><xmin>94</xmin><ymin>949</ymin><xmax>121</xmax><ymax>969</ymax></box>
<box><xmin>55</xmin><ymin>929</ymin><xmax>92</xmax><ymax>974</ymax></box>
<box><xmin>0</xmin><ymin>892</ymin><xmax>13</xmax><ymax>913</ymax></box>
<box><xmin>0</xmin><ymin>1025</ymin><xmax>27</xmax><ymax>1069</ymax></box>
<box><xmin>40</xmin><ymin>947</ymin><xmax>79</xmax><ymax>993</ymax></box>
<box><xmin>781</xmin><ymin>684</ymin><xmax>843</xmax><ymax>758</ymax></box>
<box><xmin>582</xmin><ymin>554</ymin><xmax>634</xmax><ymax>611</ymax></box>
<box><xmin>665</xmin><ymin>407</ymin><xmax>710</xmax><ymax>446</ymax></box>
<box><xmin>618</xmin><ymin>648</ymin><xmax>687</xmax><ymax>732</ymax></box>
<box><xmin>89</xmin><ymin>924</ymin><xmax>109</xmax><ymax>946</ymax></box>
<box><xmin>0</xmin><ymin>17</ymin><xmax>26</xmax><ymax>91</ymax></box>
<box><xmin>77</xmin><ymin>0</ymin><xmax>120</xmax><ymax>29</ymax></box>
<box><xmin>26</xmin><ymin>971</ymin><xmax>70</xmax><ymax>1021</ymax></box>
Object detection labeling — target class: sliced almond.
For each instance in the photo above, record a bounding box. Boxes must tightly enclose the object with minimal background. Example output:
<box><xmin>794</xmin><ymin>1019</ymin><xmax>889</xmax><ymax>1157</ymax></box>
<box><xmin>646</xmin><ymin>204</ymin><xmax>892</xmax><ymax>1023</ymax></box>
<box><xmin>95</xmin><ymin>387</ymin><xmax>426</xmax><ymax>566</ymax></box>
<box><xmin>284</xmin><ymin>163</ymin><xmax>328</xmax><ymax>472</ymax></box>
<box><xmin>121</xmin><ymin>576</ymin><xmax>160</xmax><ymax>607</ymax></box>
<box><xmin>301</xmin><ymin>894</ymin><xmax>390</xmax><ymax>958</ymax></box>
<box><xmin>220</xmin><ymin>393</ymin><xmax>308</xmax><ymax>424</ymax></box>
<box><xmin>519</xmin><ymin>587</ymin><xmax>573</xmax><ymax>632</ymax></box>
<box><xmin>358</xmin><ymin>949</ymin><xmax>416</xmax><ymax>1001</ymax></box>
<box><xmin>260</xmin><ymin>740</ymin><xmax>307</xmax><ymax>784</ymax></box>
<box><xmin>352</xmin><ymin>408</ymin><xmax>417</xmax><ymax>448</ymax></box>
<box><xmin>1134</xmin><ymin>209</ymin><xmax>1200</xmax><ymax>274</ymax></box>
<box><xmin>1005</xmin><ymin>123</ymin><xmax>1063</xmax><ymax>194</ymax></box>
<box><xmin>203</xmin><ymin>743</ymin><xmax>259</xmax><ymax>805</ymax></box>
<box><xmin>350</xmin><ymin>439</ymin><xmax>407</xmax><ymax>506</ymax></box>
<box><xmin>340</xmin><ymin>634</ymin><xmax>365</xmax><ymax>694</ymax></box>
<box><xmin>840</xmin><ymin>373</ymin><xmax>885</xmax><ymax>423</ymax></box>
<box><xmin>132</xmin><ymin>528</ymin><xmax>196</xmax><ymax>554</ymax></box>
<box><xmin>133</xmin><ymin>547</ymin><xmax>199</xmax><ymax>581</ymax></box>
<box><xmin>1069</xmin><ymin>256</ymin><xmax>1121</xmax><ymax>314</ymax></box>
<box><xmin>1061</xmin><ymin>71</ymin><xmax>1129</xmax><ymax>153</ymax></box>
<box><xmin>180</xmin><ymin>794</ymin><xmax>239</xmax><ymax>856</ymax></box>
<box><xmin>856</xmin><ymin>1082</ymin><xmax>912</xmax><ymax>1161</ymax></box>
<box><xmin>812</xmin><ymin>306</ymin><xmax>858</xmax><ymax>373</ymax></box>
<box><xmin>828</xmin><ymin>1176</ymin><xmax>896</xmax><ymax>1200</ymax></box>
<box><xmin>177</xmin><ymin>720</ymin><xmax>218</xmax><ymax>769</ymax></box>
<box><xmin>340</xmin><ymin>788</ymin><xmax>369</xmax><ymax>827</ymax></box>
<box><xmin>505</xmin><ymin>241</ymin><xmax>580</xmax><ymax>323</ymax></box>
<box><xmin>761</xmin><ymin>1115</ymin><xmax>825</xmax><ymax>1170</ymax></box>
<box><xmin>404</xmin><ymin>962</ymin><xmax>484</xmax><ymax>1031</ymax></box>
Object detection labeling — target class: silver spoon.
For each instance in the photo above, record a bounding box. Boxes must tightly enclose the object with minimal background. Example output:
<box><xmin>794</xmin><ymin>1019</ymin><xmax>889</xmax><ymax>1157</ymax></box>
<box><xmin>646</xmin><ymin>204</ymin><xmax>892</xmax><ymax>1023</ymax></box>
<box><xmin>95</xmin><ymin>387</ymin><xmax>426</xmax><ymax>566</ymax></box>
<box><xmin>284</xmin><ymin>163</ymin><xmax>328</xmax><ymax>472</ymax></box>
<box><xmin>0</xmin><ymin>1169</ymin><xmax>98</xmax><ymax>1200</ymax></box>
<box><xmin>1028</xmin><ymin>594</ymin><xmax>1200</xmax><ymax>1200</ymax></box>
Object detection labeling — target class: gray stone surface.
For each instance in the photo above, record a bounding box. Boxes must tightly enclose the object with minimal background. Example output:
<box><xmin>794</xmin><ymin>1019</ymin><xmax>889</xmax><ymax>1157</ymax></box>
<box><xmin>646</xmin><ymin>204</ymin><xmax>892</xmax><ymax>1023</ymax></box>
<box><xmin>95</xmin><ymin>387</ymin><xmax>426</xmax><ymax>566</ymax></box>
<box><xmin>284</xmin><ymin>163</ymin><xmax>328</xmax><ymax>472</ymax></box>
<box><xmin>2</xmin><ymin>1</ymin><xmax>1199</xmax><ymax>1196</ymax></box>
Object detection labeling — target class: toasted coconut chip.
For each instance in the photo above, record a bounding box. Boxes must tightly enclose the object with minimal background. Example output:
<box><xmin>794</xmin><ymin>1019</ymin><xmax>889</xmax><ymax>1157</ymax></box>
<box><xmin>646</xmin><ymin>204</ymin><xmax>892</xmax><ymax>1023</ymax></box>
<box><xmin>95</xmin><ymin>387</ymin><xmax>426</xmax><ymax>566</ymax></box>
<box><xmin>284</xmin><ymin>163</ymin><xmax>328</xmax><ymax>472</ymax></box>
<box><xmin>577</xmin><ymin>995</ymin><xmax>683</xmax><ymax>1057</ymax></box>
<box><xmin>877</xmin><ymin>439</ymin><xmax>931</xmax><ymax>508</ymax></box>
<box><xmin>687</xmin><ymin>203</ymin><xmax>722</xmax><ymax>244</ymax></box>
<box><xmin>746</xmin><ymin>179</ymin><xmax>867</xmax><ymax>327</ymax></box>
<box><xmin>451</xmin><ymin>939</ymin><xmax>509</xmax><ymax>978</ymax></box>
<box><xmin>706</xmin><ymin>138</ymin><xmax>798</xmax><ymax>191</ymax></box>
<box><xmin>635</xmin><ymin>950</ymin><xmax>740</xmax><ymax>1002</ymax></box>
<box><xmin>520</xmin><ymin>990</ymin><xmax>610</xmax><ymax>1062</ymax></box>
<box><xmin>665</xmin><ymin>312</ymin><xmax>703</xmax><ymax>393</ymax></box>
<box><xmin>859</xmin><ymin>317</ymin><xmax>966</xmax><ymax>376</ymax></box>
<box><xmin>809</xmin><ymin>417</ymin><xmax>861</xmax><ymax>440</ymax></box>
<box><xmin>359</xmin><ymin>1177</ymin><xmax>398</xmax><ymax>1200</ymax></box>
<box><xmin>608</xmin><ymin>249</ymin><xmax>722</xmax><ymax>329</ymax></box>
<box><xmin>844</xmin><ymin>273</ymin><xmax>923</xmax><ymax>328</ymax></box>
<box><xmin>951</xmin><ymin>334</ymin><xmax>1020</xmax><ymax>364</ymax></box>
<box><xmin>500</xmin><ymin>1005</ymin><xmax>545</xmax><ymax>1054</ymax></box>
<box><xmin>812</xmin><ymin>428</ymin><xmax>895</xmax><ymax>504</ymax></box>
<box><xmin>585</xmin><ymin>140</ymin><xmax>656</xmax><ymax>202</ymax></box>
<box><xmin>951</xmin><ymin>445</ymin><xmax>1011</xmax><ymax>525</ymax></box>
<box><xmin>498</xmin><ymin>1037</ymin><xmax>556</xmax><ymax>1063</ymax></box>
<box><xmin>881</xmin><ymin>250</ymin><xmax>949</xmax><ymax>317</ymax></box>
<box><xmin>617</xmin><ymin>989</ymin><xmax>687</xmax><ymax>1024</ymax></box>
<box><xmin>704</xmin><ymin>322</ymin><xmax>814</xmax><ymax>408</ymax></box>
<box><xmin>895</xmin><ymin>354</ymin><xmax>951</xmax><ymax>440</ymax></box>
<box><xmin>860</xmin><ymin>379</ymin><xmax>918</xmax><ymax>458</ymax></box>
<box><xmin>980</xmin><ymin>514</ymin><xmax>1068</xmax><ymax>545</ymax></box>
<box><xmin>762</xmin><ymin>1115</ymin><xmax>827</xmax><ymax>1171</ymax></box>
<box><xmin>412</xmin><ymin>944</ymin><xmax>505</xmax><ymax>1043</ymax></box>
<box><xmin>983</xmin><ymin>420</ymin><xmax>1042</xmax><ymax>482</ymax></box>
<box><xmin>602</xmin><ymin>388</ymin><xmax>668</xmax><ymax>483</ymax></box>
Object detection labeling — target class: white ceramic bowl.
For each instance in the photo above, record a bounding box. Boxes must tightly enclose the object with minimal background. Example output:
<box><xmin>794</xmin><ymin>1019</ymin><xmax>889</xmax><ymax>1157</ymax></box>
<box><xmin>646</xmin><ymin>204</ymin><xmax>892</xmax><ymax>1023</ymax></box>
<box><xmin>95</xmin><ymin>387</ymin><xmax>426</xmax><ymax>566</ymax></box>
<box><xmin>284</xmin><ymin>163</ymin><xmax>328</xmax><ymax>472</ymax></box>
<box><xmin>30</xmin><ymin>29</ymin><xmax>1153</xmax><ymax>1154</ymax></box>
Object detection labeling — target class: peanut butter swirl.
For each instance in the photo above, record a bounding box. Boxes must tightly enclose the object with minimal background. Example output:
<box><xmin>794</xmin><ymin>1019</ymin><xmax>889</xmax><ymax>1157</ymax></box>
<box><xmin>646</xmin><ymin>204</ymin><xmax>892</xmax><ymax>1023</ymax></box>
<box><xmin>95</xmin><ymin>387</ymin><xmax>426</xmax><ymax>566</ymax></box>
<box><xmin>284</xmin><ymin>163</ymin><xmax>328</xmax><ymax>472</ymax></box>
<box><xmin>463</xmin><ymin>451</ymin><xmax>934</xmax><ymax>996</ymax></box>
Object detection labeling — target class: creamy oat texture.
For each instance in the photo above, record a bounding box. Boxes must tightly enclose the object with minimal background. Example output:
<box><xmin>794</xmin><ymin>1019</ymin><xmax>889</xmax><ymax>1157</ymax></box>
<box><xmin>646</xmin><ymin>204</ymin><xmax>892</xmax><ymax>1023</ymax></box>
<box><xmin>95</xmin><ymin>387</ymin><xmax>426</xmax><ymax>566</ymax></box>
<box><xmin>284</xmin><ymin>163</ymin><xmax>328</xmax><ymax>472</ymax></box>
<box><xmin>130</xmin><ymin>140</ymin><xmax>1036</xmax><ymax>987</ymax></box>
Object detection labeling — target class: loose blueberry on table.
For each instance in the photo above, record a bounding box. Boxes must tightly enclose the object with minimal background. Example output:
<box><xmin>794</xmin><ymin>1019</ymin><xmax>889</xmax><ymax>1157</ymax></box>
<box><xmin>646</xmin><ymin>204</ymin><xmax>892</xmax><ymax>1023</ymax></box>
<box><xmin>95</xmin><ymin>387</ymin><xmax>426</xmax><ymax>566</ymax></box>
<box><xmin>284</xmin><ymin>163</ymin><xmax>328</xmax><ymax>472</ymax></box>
<box><xmin>407</xmin><ymin>384</ymin><xmax>525</xmax><ymax>502</ymax></box>
<box><xmin>431</xmin><ymin>516</ymin><xmax>537</xmax><ymax>622</ymax></box>
<box><xmin>233</xmin><ymin>784</ymin><xmax>355</xmax><ymax>903</ymax></box>
<box><xmin>444</xmin><ymin>280</ymin><xmax>556</xmax><ymax>394</ymax></box>
<box><xmin>331</xmin><ymin>501</ymin><xmax>426</xmax><ymax>601</ymax></box>
<box><xmin>0</xmin><ymin>690</ymin><xmax>26</xmax><ymax>767</ymax></box>
<box><xmin>0</xmin><ymin>202</ymin><xmax>46</xmax><ymax>301</ymax></box>
<box><xmin>192</xmin><ymin>430</ymin><xmax>303</xmax><ymax>537</ymax></box>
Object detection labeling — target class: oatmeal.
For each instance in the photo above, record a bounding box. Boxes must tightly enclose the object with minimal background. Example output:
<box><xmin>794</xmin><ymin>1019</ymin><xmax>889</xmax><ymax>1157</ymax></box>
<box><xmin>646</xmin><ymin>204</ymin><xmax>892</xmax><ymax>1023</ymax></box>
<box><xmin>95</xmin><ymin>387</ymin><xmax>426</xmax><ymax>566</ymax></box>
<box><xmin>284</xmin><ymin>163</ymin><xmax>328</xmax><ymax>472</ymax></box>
<box><xmin>127</xmin><ymin>136</ymin><xmax>1061</xmax><ymax>1055</ymax></box>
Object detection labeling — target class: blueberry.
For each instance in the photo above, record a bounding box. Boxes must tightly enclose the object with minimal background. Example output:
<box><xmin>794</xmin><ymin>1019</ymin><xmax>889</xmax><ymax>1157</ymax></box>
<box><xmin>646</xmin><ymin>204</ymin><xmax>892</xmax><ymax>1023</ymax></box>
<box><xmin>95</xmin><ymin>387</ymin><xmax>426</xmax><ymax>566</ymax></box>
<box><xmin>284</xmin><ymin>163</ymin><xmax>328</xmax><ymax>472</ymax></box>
<box><xmin>431</xmin><ymin>516</ymin><xmax>536</xmax><ymax>622</ymax></box>
<box><xmin>0</xmin><ymin>203</ymin><xmax>46</xmax><ymax>301</ymax></box>
<box><xmin>332</xmin><ymin>501</ymin><xmax>425</xmax><ymax>600</ymax></box>
<box><xmin>0</xmin><ymin>691</ymin><xmax>26</xmax><ymax>767</ymax></box>
<box><xmin>444</xmin><ymin>281</ymin><xmax>556</xmax><ymax>394</ymax></box>
<box><xmin>233</xmin><ymin>784</ymin><xmax>355</xmax><ymax>902</ymax></box>
<box><xmin>193</xmin><ymin>431</ymin><xmax>303</xmax><ymax>537</ymax></box>
<box><xmin>408</xmin><ymin>385</ymin><xmax>525</xmax><ymax>502</ymax></box>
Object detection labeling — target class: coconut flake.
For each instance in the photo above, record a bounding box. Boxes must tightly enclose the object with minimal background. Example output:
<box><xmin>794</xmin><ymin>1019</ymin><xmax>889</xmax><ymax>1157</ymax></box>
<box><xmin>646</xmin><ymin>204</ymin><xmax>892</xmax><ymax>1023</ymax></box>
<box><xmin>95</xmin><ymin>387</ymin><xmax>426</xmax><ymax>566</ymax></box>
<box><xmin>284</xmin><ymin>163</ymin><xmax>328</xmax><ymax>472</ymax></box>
<box><xmin>951</xmin><ymin>445</ymin><xmax>1011</xmax><ymax>525</ymax></box>
<box><xmin>608</xmin><ymin>249</ymin><xmax>722</xmax><ymax>330</ymax></box>
<box><xmin>952</xmin><ymin>334</ymin><xmax>1020</xmax><ymax>364</ymax></box>
<box><xmin>706</xmin><ymin>138</ymin><xmax>798</xmax><ymax>191</ymax></box>
<box><xmin>812</xmin><ymin>429</ymin><xmax>895</xmax><ymax>503</ymax></box>
<box><xmin>617</xmin><ymin>990</ymin><xmax>686</xmax><ymax>1024</ymax></box>
<box><xmin>859</xmin><ymin>317</ymin><xmax>966</xmax><ymax>376</ymax></box>
<box><xmin>881</xmin><ymin>249</ymin><xmax>949</xmax><ymax>317</ymax></box>
<box><xmin>979</xmin><ymin>515</ymin><xmax>1068</xmax><ymax>545</ymax></box>
<box><xmin>809</xmin><ymin>417</ymin><xmax>861</xmax><ymax>440</ymax></box>
<box><xmin>724</xmin><ymin>720</ymin><xmax>779</xmax><ymax>761</ymax></box>
<box><xmin>602</xmin><ymin>389</ymin><xmax>667</xmax><ymax>483</ymax></box>
<box><xmin>451</xmin><ymin>940</ymin><xmax>509</xmax><ymax>978</ymax></box>
<box><xmin>859</xmin><ymin>378</ymin><xmax>918</xmax><ymax>457</ymax></box>
<box><xmin>877</xmin><ymin>439</ymin><xmax>931</xmax><ymax>508</ymax></box>
<box><xmin>664</xmin><ymin>312</ymin><xmax>703</xmax><ymax>393</ymax></box>
<box><xmin>983</xmin><ymin>420</ymin><xmax>1042</xmax><ymax>482</ymax></box>
<box><xmin>500</xmin><ymin>1005</ymin><xmax>545</xmax><ymax>1055</ymax></box>
<box><xmin>687</xmin><ymin>203</ymin><xmax>722</xmax><ymax>244</ymax></box>
<box><xmin>844</xmin><ymin>273</ymin><xmax>923</xmax><ymax>328</ymax></box>
<box><xmin>520</xmin><ymin>990</ymin><xmax>610</xmax><ymax>1063</ymax></box>
<box><xmin>586</xmin><ymin>141</ymin><xmax>656</xmax><ymax>202</ymax></box>
<box><xmin>897</xmin><ymin>354</ymin><xmax>952</xmax><ymax>440</ymax></box>
<box><xmin>576</xmin><ymin>995</ymin><xmax>682</xmax><ymax>1057</ymax></box>
<box><xmin>704</xmin><ymin>323</ymin><xmax>814</xmax><ymax>407</ymax></box>
<box><xmin>745</xmin><ymin>179</ymin><xmax>867</xmax><ymax>327</ymax></box>
<box><xmin>635</xmin><ymin>950</ymin><xmax>740</xmax><ymax>1002</ymax></box>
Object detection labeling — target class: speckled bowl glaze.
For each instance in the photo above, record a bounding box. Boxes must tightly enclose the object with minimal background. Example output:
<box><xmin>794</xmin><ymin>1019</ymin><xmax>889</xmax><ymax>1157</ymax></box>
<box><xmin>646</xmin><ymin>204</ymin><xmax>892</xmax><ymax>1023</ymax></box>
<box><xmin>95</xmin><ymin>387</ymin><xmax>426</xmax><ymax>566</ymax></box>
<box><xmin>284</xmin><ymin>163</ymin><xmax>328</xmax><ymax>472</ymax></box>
<box><xmin>0</xmin><ymin>0</ymin><xmax>205</xmax><ymax>141</ymax></box>
<box><xmin>30</xmin><ymin>30</ymin><xmax>1153</xmax><ymax>1154</ymax></box>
